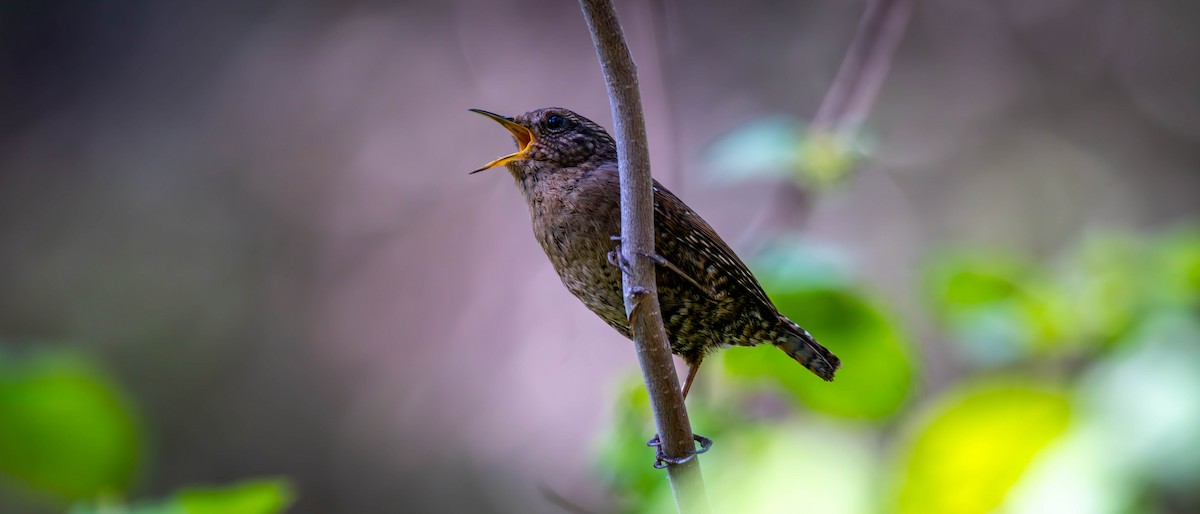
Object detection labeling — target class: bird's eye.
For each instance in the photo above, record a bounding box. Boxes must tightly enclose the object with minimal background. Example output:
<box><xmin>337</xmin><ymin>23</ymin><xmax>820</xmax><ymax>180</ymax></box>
<box><xmin>544</xmin><ymin>114</ymin><xmax>567</xmax><ymax>131</ymax></box>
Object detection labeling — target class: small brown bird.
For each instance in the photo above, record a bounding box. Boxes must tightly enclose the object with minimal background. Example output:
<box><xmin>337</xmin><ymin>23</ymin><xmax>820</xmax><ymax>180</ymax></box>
<box><xmin>470</xmin><ymin>107</ymin><xmax>840</xmax><ymax>402</ymax></box>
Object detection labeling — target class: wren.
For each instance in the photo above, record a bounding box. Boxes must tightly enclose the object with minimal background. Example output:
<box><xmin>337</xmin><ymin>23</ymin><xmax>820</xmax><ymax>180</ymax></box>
<box><xmin>470</xmin><ymin>107</ymin><xmax>840</xmax><ymax>402</ymax></box>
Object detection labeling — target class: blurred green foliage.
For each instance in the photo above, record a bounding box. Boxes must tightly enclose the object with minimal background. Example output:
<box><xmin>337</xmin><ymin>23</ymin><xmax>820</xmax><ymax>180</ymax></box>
<box><xmin>894</xmin><ymin>381</ymin><xmax>1070</xmax><ymax>514</ymax></box>
<box><xmin>723</xmin><ymin>287</ymin><xmax>913</xmax><ymax>420</ymax></box>
<box><xmin>924</xmin><ymin>250</ymin><xmax>1062</xmax><ymax>363</ymax></box>
<box><xmin>0</xmin><ymin>351</ymin><xmax>141</xmax><ymax>499</ymax></box>
<box><xmin>173</xmin><ymin>478</ymin><xmax>294</xmax><ymax>514</ymax></box>
<box><xmin>595</xmin><ymin>225</ymin><xmax>1200</xmax><ymax>514</ymax></box>
<box><xmin>0</xmin><ymin>349</ymin><xmax>293</xmax><ymax>513</ymax></box>
<box><xmin>703</xmin><ymin>117</ymin><xmax>869</xmax><ymax>189</ymax></box>
<box><xmin>925</xmin><ymin>229</ymin><xmax>1200</xmax><ymax>365</ymax></box>
<box><xmin>69</xmin><ymin>477</ymin><xmax>294</xmax><ymax>514</ymax></box>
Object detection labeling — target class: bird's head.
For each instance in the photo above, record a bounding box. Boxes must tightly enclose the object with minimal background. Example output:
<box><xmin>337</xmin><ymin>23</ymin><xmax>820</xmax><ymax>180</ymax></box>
<box><xmin>470</xmin><ymin>107</ymin><xmax>616</xmax><ymax>177</ymax></box>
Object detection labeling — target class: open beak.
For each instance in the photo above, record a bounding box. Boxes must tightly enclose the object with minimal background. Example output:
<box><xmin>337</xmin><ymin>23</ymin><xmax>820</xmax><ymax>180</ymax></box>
<box><xmin>469</xmin><ymin>109</ymin><xmax>535</xmax><ymax>174</ymax></box>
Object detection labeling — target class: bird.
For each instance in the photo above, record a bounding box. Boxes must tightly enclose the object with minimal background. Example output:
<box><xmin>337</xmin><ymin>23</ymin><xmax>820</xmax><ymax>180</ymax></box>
<box><xmin>469</xmin><ymin>106</ymin><xmax>840</xmax><ymax>409</ymax></box>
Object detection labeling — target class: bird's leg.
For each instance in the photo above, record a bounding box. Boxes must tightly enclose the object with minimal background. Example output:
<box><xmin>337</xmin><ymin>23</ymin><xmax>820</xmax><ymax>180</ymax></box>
<box><xmin>681</xmin><ymin>359</ymin><xmax>701</xmax><ymax>400</ymax></box>
<box><xmin>647</xmin><ymin>358</ymin><xmax>712</xmax><ymax>468</ymax></box>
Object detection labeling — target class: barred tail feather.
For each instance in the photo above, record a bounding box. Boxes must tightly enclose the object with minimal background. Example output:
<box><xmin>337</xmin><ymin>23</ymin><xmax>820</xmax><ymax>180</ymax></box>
<box><xmin>776</xmin><ymin>321</ymin><xmax>840</xmax><ymax>381</ymax></box>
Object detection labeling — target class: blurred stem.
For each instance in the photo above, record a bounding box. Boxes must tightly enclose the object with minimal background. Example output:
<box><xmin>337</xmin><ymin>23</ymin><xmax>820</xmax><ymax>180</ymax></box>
<box><xmin>648</xmin><ymin>0</ymin><xmax>685</xmax><ymax>194</ymax></box>
<box><xmin>811</xmin><ymin>0</ymin><xmax>913</xmax><ymax>144</ymax></box>
<box><xmin>743</xmin><ymin>0</ymin><xmax>913</xmax><ymax>254</ymax></box>
<box><xmin>579</xmin><ymin>0</ymin><xmax>711</xmax><ymax>513</ymax></box>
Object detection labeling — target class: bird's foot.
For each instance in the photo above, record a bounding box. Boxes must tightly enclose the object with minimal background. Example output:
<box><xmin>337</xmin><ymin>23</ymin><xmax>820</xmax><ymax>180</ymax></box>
<box><xmin>606</xmin><ymin>236</ymin><xmax>634</xmax><ymax>276</ymax></box>
<box><xmin>646</xmin><ymin>433</ymin><xmax>713</xmax><ymax>469</ymax></box>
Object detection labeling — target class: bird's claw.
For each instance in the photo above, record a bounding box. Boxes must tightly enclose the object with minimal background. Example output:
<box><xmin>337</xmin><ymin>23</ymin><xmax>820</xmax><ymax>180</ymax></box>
<box><xmin>607</xmin><ymin>236</ymin><xmax>634</xmax><ymax>276</ymax></box>
<box><xmin>646</xmin><ymin>433</ymin><xmax>713</xmax><ymax>469</ymax></box>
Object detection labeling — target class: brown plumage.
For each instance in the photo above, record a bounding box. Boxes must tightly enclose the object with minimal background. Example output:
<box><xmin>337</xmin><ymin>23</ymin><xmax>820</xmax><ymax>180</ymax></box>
<box><xmin>471</xmin><ymin>107</ymin><xmax>839</xmax><ymax>397</ymax></box>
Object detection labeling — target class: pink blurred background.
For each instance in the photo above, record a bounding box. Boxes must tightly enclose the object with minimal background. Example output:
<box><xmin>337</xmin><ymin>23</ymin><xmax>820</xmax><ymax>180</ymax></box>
<box><xmin>2</xmin><ymin>0</ymin><xmax>1198</xmax><ymax>512</ymax></box>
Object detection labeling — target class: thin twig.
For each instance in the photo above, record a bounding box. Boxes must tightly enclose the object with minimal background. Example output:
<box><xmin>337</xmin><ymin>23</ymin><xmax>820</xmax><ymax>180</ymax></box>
<box><xmin>740</xmin><ymin>0</ymin><xmax>913</xmax><ymax>254</ymax></box>
<box><xmin>538</xmin><ymin>484</ymin><xmax>603</xmax><ymax>514</ymax></box>
<box><xmin>578</xmin><ymin>1</ymin><xmax>711</xmax><ymax>513</ymax></box>
<box><xmin>811</xmin><ymin>0</ymin><xmax>914</xmax><ymax>143</ymax></box>
<box><xmin>647</xmin><ymin>0</ymin><xmax>685</xmax><ymax>194</ymax></box>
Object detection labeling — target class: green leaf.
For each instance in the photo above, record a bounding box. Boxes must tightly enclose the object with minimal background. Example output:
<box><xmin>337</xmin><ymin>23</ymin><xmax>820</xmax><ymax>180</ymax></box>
<box><xmin>702</xmin><ymin>117</ymin><xmax>804</xmax><ymax>184</ymax></box>
<box><xmin>925</xmin><ymin>251</ymin><xmax>1032</xmax><ymax>311</ymax></box>
<box><xmin>0</xmin><ymin>351</ymin><xmax>142</xmax><ymax>500</ymax></box>
<box><xmin>176</xmin><ymin>478</ymin><xmax>294</xmax><ymax>514</ymax></box>
<box><xmin>795</xmin><ymin>130</ymin><xmax>863</xmax><ymax>188</ymax></box>
<box><xmin>702</xmin><ymin>117</ymin><xmax>869</xmax><ymax>189</ymax></box>
<box><xmin>70</xmin><ymin>477</ymin><xmax>294</xmax><ymax>514</ymax></box>
<box><xmin>893</xmin><ymin>381</ymin><xmax>1072</xmax><ymax>514</ymax></box>
<box><xmin>1156</xmin><ymin>228</ymin><xmax>1200</xmax><ymax>308</ymax></box>
<box><xmin>721</xmin><ymin>286</ymin><xmax>914</xmax><ymax>420</ymax></box>
<box><xmin>924</xmin><ymin>251</ymin><xmax>1081</xmax><ymax>363</ymax></box>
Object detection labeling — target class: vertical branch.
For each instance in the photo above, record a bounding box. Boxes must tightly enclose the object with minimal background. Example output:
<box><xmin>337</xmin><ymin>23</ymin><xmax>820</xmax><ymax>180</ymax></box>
<box><xmin>578</xmin><ymin>0</ymin><xmax>710</xmax><ymax>512</ymax></box>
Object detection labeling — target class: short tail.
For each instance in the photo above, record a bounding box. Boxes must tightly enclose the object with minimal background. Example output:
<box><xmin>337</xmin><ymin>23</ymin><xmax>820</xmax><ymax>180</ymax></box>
<box><xmin>776</xmin><ymin>320</ymin><xmax>840</xmax><ymax>381</ymax></box>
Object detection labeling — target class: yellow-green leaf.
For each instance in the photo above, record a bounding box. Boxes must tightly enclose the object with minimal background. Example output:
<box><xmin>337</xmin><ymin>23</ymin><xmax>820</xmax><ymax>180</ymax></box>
<box><xmin>177</xmin><ymin>478</ymin><xmax>294</xmax><ymax>514</ymax></box>
<box><xmin>894</xmin><ymin>381</ymin><xmax>1071</xmax><ymax>514</ymax></box>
